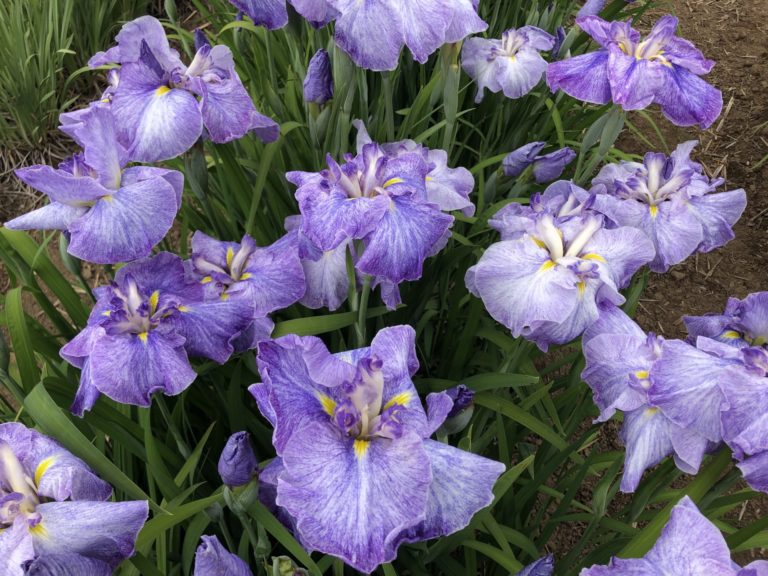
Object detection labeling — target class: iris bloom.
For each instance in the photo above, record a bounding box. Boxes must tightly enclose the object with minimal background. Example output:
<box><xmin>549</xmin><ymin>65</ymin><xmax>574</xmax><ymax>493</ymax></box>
<box><xmin>684</xmin><ymin>293</ymin><xmax>768</xmax><ymax>492</ymax></box>
<box><xmin>61</xmin><ymin>252</ymin><xmax>252</xmax><ymax>415</ymax></box>
<box><xmin>90</xmin><ymin>16</ymin><xmax>279</xmax><ymax>162</ymax></box>
<box><xmin>467</xmin><ymin>182</ymin><xmax>654</xmax><ymax>350</ymax></box>
<box><xmin>582</xmin><ymin>304</ymin><xmax>711</xmax><ymax>492</ymax></box>
<box><xmin>589</xmin><ymin>141</ymin><xmax>746</xmax><ymax>272</ymax></box>
<box><xmin>288</xmin><ymin>125</ymin><xmax>471</xmax><ymax>309</ymax></box>
<box><xmin>218</xmin><ymin>432</ymin><xmax>259</xmax><ymax>487</ymax></box>
<box><xmin>187</xmin><ymin>231</ymin><xmax>305</xmax><ymax>350</ymax></box>
<box><xmin>503</xmin><ymin>142</ymin><xmax>576</xmax><ymax>183</ymax></box>
<box><xmin>5</xmin><ymin>105</ymin><xmax>182</xmax><ymax>264</ymax></box>
<box><xmin>518</xmin><ymin>556</ymin><xmax>555</xmax><ymax>576</ymax></box>
<box><xmin>581</xmin><ymin>496</ymin><xmax>768</xmax><ymax>575</ymax></box>
<box><xmin>231</xmin><ymin>0</ymin><xmax>486</xmax><ymax>71</ymax></box>
<box><xmin>250</xmin><ymin>326</ymin><xmax>505</xmax><ymax>572</ymax></box>
<box><xmin>194</xmin><ymin>535</ymin><xmax>252</xmax><ymax>576</ymax></box>
<box><xmin>547</xmin><ymin>16</ymin><xmax>722</xmax><ymax>128</ymax></box>
<box><xmin>0</xmin><ymin>423</ymin><xmax>148</xmax><ymax>575</ymax></box>
<box><xmin>462</xmin><ymin>27</ymin><xmax>555</xmax><ymax>102</ymax></box>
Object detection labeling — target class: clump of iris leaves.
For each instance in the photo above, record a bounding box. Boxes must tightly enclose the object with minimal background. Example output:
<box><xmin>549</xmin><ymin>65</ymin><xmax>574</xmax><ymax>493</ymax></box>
<box><xmin>0</xmin><ymin>0</ymin><xmax>763</xmax><ymax>575</ymax></box>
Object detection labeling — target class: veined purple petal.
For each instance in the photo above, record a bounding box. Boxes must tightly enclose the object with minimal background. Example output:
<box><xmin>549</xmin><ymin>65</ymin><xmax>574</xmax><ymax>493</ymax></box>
<box><xmin>112</xmin><ymin>63</ymin><xmax>203</xmax><ymax>162</ymax></box>
<box><xmin>4</xmin><ymin>203</ymin><xmax>87</xmax><ymax>231</ymax></box>
<box><xmin>32</xmin><ymin>500</ymin><xmax>148</xmax><ymax>568</ymax></box>
<box><xmin>276</xmin><ymin>423</ymin><xmax>431</xmax><ymax>573</ymax></box>
<box><xmin>689</xmin><ymin>189</ymin><xmax>747</xmax><ymax>252</ymax></box>
<box><xmin>0</xmin><ymin>518</ymin><xmax>34</xmax><ymax>576</ymax></box>
<box><xmin>461</xmin><ymin>37</ymin><xmax>504</xmax><ymax>103</ymax></box>
<box><xmin>606</xmin><ymin>48</ymin><xmax>666</xmax><ymax>110</ymax></box>
<box><xmin>399</xmin><ymin>0</ymin><xmax>453</xmax><ymax>64</ymax></box>
<box><xmin>532</xmin><ymin>148</ymin><xmax>577</xmax><ymax>183</ymax></box>
<box><xmin>331</xmin><ymin>0</ymin><xmax>405</xmax><ymax>71</ymax></box>
<box><xmin>444</xmin><ymin>0</ymin><xmax>487</xmax><ymax>43</ymax></box>
<box><xmin>88</xmin><ymin>331</ymin><xmax>197</xmax><ymax>407</ymax></box>
<box><xmin>654</xmin><ymin>66</ymin><xmax>723</xmax><ymax>129</ymax></box>
<box><xmin>356</xmin><ymin>195</ymin><xmax>454</xmax><ymax>284</ymax></box>
<box><xmin>23</xmin><ymin>554</ymin><xmax>113</xmax><ymax>576</ymax></box>
<box><xmin>303</xmin><ymin>49</ymin><xmax>334</xmax><ymax>104</ymax></box>
<box><xmin>13</xmin><ymin>166</ymin><xmax>111</xmax><ymax>206</ymax></box>
<box><xmin>298</xmin><ymin>237</ymin><xmax>350</xmax><ymax>311</ymax></box>
<box><xmin>737</xmin><ymin>452</ymin><xmax>768</xmax><ymax>494</ymax></box>
<box><xmin>121</xmin><ymin>166</ymin><xmax>184</xmax><ymax>209</ymax></box>
<box><xmin>88</xmin><ymin>16</ymin><xmax>183</xmax><ymax>69</ymax></box>
<box><xmin>719</xmin><ymin>366</ymin><xmax>768</xmax><ymax>460</ymax></box>
<box><xmin>496</xmin><ymin>49</ymin><xmax>549</xmax><ymax>99</ymax></box>
<box><xmin>218</xmin><ymin>432</ymin><xmax>259</xmax><ymax>487</ymax></box>
<box><xmin>229</xmin><ymin>0</ymin><xmax>289</xmax><ymax>29</ymax></box>
<box><xmin>546</xmin><ymin>51</ymin><xmax>612</xmax><ymax>105</ymax></box>
<box><xmin>397</xmin><ymin>439</ymin><xmax>504</xmax><ymax>543</ymax></box>
<box><xmin>425</xmin><ymin>149</ymin><xmax>475</xmax><ymax>215</ymax></box>
<box><xmin>503</xmin><ymin>143</ymin><xmax>547</xmax><ymax>178</ymax></box>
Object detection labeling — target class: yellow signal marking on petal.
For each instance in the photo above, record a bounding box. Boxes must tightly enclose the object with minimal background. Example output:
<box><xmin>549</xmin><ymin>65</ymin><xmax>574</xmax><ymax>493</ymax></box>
<box><xmin>538</xmin><ymin>260</ymin><xmax>556</xmax><ymax>272</ymax></box>
<box><xmin>177</xmin><ymin>305</ymin><xmax>190</xmax><ymax>313</ymax></box>
<box><xmin>582</xmin><ymin>253</ymin><xmax>606</xmax><ymax>263</ymax></box>
<box><xmin>634</xmin><ymin>370</ymin><xmax>650</xmax><ymax>380</ymax></box>
<box><xmin>101</xmin><ymin>310</ymin><xmax>111</xmax><ymax>317</ymax></box>
<box><xmin>577</xmin><ymin>281</ymin><xmax>586</xmax><ymax>296</ymax></box>
<box><xmin>644</xmin><ymin>407</ymin><xmax>659</xmax><ymax>417</ymax></box>
<box><xmin>149</xmin><ymin>290</ymin><xmax>160</xmax><ymax>315</ymax></box>
<box><xmin>220</xmin><ymin>293</ymin><xmax>230</xmax><ymax>301</ymax></box>
<box><xmin>425</xmin><ymin>176</ymin><xmax>434</xmax><ymax>182</ymax></box>
<box><xmin>383</xmin><ymin>391</ymin><xmax>412</xmax><ymax>410</ymax></box>
<box><xmin>226</xmin><ymin>247</ymin><xmax>235</xmax><ymax>268</ymax></box>
<box><xmin>101</xmin><ymin>195</ymin><xmax>114</xmax><ymax>202</ymax></box>
<box><xmin>353</xmin><ymin>439</ymin><xmax>370</xmax><ymax>459</ymax></box>
<box><xmin>240</xmin><ymin>272</ymin><xmax>252</xmax><ymax>280</ymax></box>
<box><xmin>155</xmin><ymin>85</ymin><xmax>171</xmax><ymax>97</ymax></box>
<box><xmin>138</xmin><ymin>332</ymin><xmax>148</xmax><ymax>344</ymax></box>
<box><xmin>34</xmin><ymin>456</ymin><xmax>56</xmax><ymax>487</ymax></box>
<box><xmin>754</xmin><ymin>336</ymin><xmax>767</xmax><ymax>346</ymax></box>
<box><xmin>317</xmin><ymin>394</ymin><xmax>337</xmax><ymax>416</ymax></box>
<box><xmin>531</xmin><ymin>237</ymin><xmax>546</xmax><ymax>249</ymax></box>
<box><xmin>723</xmin><ymin>330</ymin><xmax>741</xmax><ymax>340</ymax></box>
<box><xmin>201</xmin><ymin>276</ymin><xmax>213</xmax><ymax>284</ymax></box>
<box><xmin>29</xmin><ymin>523</ymin><xmax>48</xmax><ymax>538</ymax></box>
<box><xmin>649</xmin><ymin>205</ymin><xmax>659</xmax><ymax>218</ymax></box>
<box><xmin>383</xmin><ymin>177</ymin><xmax>404</xmax><ymax>188</ymax></box>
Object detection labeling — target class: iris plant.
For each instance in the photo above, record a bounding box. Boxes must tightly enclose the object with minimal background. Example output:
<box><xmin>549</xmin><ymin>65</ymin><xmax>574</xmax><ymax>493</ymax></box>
<box><xmin>90</xmin><ymin>16</ymin><xmax>279</xmax><ymax>162</ymax></box>
<box><xmin>250</xmin><ymin>326</ymin><xmax>505</xmax><ymax>572</ymax></box>
<box><xmin>0</xmin><ymin>423</ymin><xmax>148</xmax><ymax>575</ymax></box>
<box><xmin>503</xmin><ymin>142</ymin><xmax>576</xmax><ymax>183</ymax></box>
<box><xmin>547</xmin><ymin>15</ymin><xmax>722</xmax><ymax>128</ymax></box>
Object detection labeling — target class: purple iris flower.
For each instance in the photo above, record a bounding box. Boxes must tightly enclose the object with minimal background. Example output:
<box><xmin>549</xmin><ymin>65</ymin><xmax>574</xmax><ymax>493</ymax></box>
<box><xmin>577</xmin><ymin>0</ymin><xmax>635</xmax><ymax>17</ymax></box>
<box><xmin>462</xmin><ymin>26</ymin><xmax>555</xmax><ymax>103</ymax></box>
<box><xmin>229</xmin><ymin>0</ymin><xmax>486</xmax><ymax>70</ymax></box>
<box><xmin>194</xmin><ymin>535</ymin><xmax>253</xmax><ymax>576</ymax></box>
<box><xmin>518</xmin><ymin>555</ymin><xmax>555</xmax><ymax>576</ymax></box>
<box><xmin>187</xmin><ymin>231</ymin><xmax>305</xmax><ymax>350</ymax></box>
<box><xmin>5</xmin><ymin>105</ymin><xmax>182</xmax><ymax>265</ymax></box>
<box><xmin>581</xmin><ymin>496</ymin><xmax>768</xmax><ymax>575</ymax></box>
<box><xmin>61</xmin><ymin>252</ymin><xmax>253</xmax><ymax>415</ymax></box>
<box><xmin>589</xmin><ymin>141</ymin><xmax>746</xmax><ymax>272</ymax></box>
<box><xmin>682</xmin><ymin>293</ymin><xmax>768</xmax><ymax>493</ymax></box>
<box><xmin>89</xmin><ymin>16</ymin><xmax>279</xmax><ymax>162</ymax></box>
<box><xmin>250</xmin><ymin>326</ymin><xmax>505</xmax><ymax>572</ymax></box>
<box><xmin>439</xmin><ymin>385</ymin><xmax>475</xmax><ymax>435</ymax></box>
<box><xmin>503</xmin><ymin>142</ymin><xmax>577</xmax><ymax>183</ymax></box>
<box><xmin>0</xmin><ymin>423</ymin><xmax>148</xmax><ymax>575</ymax></box>
<box><xmin>303</xmin><ymin>49</ymin><xmax>333</xmax><ymax>105</ymax></box>
<box><xmin>581</xmin><ymin>304</ymin><xmax>711</xmax><ymax>492</ymax></box>
<box><xmin>547</xmin><ymin>15</ymin><xmax>723</xmax><ymax>128</ymax></box>
<box><xmin>467</xmin><ymin>181</ymin><xmax>654</xmax><ymax>350</ymax></box>
<box><xmin>218</xmin><ymin>432</ymin><xmax>259</xmax><ymax>487</ymax></box>
<box><xmin>288</xmin><ymin>124</ymin><xmax>471</xmax><ymax>310</ymax></box>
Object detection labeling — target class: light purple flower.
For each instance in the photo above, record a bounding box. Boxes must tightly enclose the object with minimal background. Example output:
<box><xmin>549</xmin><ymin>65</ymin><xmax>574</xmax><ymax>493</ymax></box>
<box><xmin>228</xmin><ymin>0</ymin><xmax>291</xmax><ymax>29</ymax></box>
<box><xmin>287</xmin><ymin>127</ymin><xmax>465</xmax><ymax>310</ymax></box>
<box><xmin>194</xmin><ymin>535</ymin><xmax>253</xmax><ymax>576</ymax></box>
<box><xmin>467</xmin><ymin>182</ymin><xmax>654</xmax><ymax>350</ymax></box>
<box><xmin>581</xmin><ymin>304</ymin><xmax>711</xmax><ymax>492</ymax></box>
<box><xmin>684</xmin><ymin>292</ymin><xmax>768</xmax><ymax>348</ymax></box>
<box><xmin>547</xmin><ymin>15</ymin><xmax>723</xmax><ymax>128</ymax></box>
<box><xmin>90</xmin><ymin>16</ymin><xmax>279</xmax><ymax>162</ymax></box>
<box><xmin>589</xmin><ymin>141</ymin><xmax>746</xmax><ymax>272</ymax></box>
<box><xmin>462</xmin><ymin>26</ymin><xmax>555</xmax><ymax>103</ymax></box>
<box><xmin>187</xmin><ymin>231</ymin><xmax>305</xmax><ymax>351</ymax></box>
<box><xmin>0</xmin><ymin>423</ymin><xmax>148</xmax><ymax>575</ymax></box>
<box><xmin>5</xmin><ymin>105</ymin><xmax>182</xmax><ymax>264</ymax></box>
<box><xmin>61</xmin><ymin>252</ymin><xmax>253</xmax><ymax>415</ymax></box>
<box><xmin>250</xmin><ymin>326</ymin><xmax>505</xmax><ymax>572</ymax></box>
<box><xmin>580</xmin><ymin>496</ymin><xmax>767</xmax><ymax>575</ymax></box>
<box><xmin>503</xmin><ymin>142</ymin><xmax>576</xmax><ymax>183</ymax></box>
<box><xmin>303</xmin><ymin>49</ymin><xmax>333</xmax><ymax>105</ymax></box>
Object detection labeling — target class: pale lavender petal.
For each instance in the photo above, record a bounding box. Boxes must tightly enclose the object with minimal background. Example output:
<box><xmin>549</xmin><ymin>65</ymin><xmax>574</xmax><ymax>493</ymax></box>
<box><xmin>532</xmin><ymin>148</ymin><xmax>576</xmax><ymax>183</ymax></box>
<box><xmin>399</xmin><ymin>0</ymin><xmax>452</xmax><ymax>64</ymax></box>
<box><xmin>461</xmin><ymin>37</ymin><xmax>503</xmax><ymax>103</ymax></box>
<box><xmin>230</xmin><ymin>0</ymin><xmax>289</xmax><ymax>29</ymax></box>
<box><xmin>23</xmin><ymin>554</ymin><xmax>113</xmax><ymax>576</ymax></box>
<box><xmin>582</xmin><ymin>226</ymin><xmax>655</xmax><ymax>288</ymax></box>
<box><xmin>88</xmin><ymin>15</ymin><xmax>183</xmax><ymax>69</ymax></box>
<box><xmin>444</xmin><ymin>0</ymin><xmax>487</xmax><ymax>43</ymax></box>
<box><xmin>737</xmin><ymin>452</ymin><xmax>768</xmax><ymax>494</ymax></box>
<box><xmin>4</xmin><ymin>203</ymin><xmax>86</xmax><ymax>231</ymax></box>
<box><xmin>13</xmin><ymin>166</ymin><xmax>110</xmax><ymax>205</ymax></box>
<box><xmin>0</xmin><ymin>519</ymin><xmax>34</xmax><ymax>576</ymax></box>
<box><xmin>332</xmin><ymin>0</ymin><xmax>404</xmax><ymax>71</ymax></box>
<box><xmin>276</xmin><ymin>423</ymin><xmax>431</xmax><ymax>573</ymax></box>
<box><xmin>299</xmin><ymin>239</ymin><xmax>350</xmax><ymax>311</ymax></box>
<box><xmin>688</xmin><ymin>189</ymin><xmax>747</xmax><ymax>252</ymax></box>
<box><xmin>497</xmin><ymin>49</ymin><xmax>549</xmax><ymax>99</ymax></box>
<box><xmin>607</xmin><ymin>49</ymin><xmax>666</xmax><ymax>110</ymax></box>
<box><xmin>194</xmin><ymin>535</ymin><xmax>254</xmax><ymax>575</ymax></box>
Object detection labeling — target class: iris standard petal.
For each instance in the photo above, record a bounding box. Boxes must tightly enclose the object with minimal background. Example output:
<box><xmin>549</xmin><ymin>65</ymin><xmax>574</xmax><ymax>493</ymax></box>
<box><xmin>112</xmin><ymin>63</ymin><xmax>203</xmax><ymax>162</ymax></box>
<box><xmin>546</xmin><ymin>51</ymin><xmax>612</xmax><ymax>105</ymax></box>
<box><xmin>276</xmin><ymin>423</ymin><xmax>432</xmax><ymax>573</ymax></box>
<box><xmin>424</xmin><ymin>149</ymin><xmax>475</xmax><ymax>216</ymax></box>
<box><xmin>356</xmin><ymin>195</ymin><xmax>454</xmax><ymax>283</ymax></box>
<box><xmin>88</xmin><ymin>15</ymin><xmax>184</xmax><ymax>69</ymax></box>
<box><xmin>32</xmin><ymin>500</ymin><xmax>148</xmax><ymax>567</ymax></box>
<box><xmin>88</xmin><ymin>331</ymin><xmax>197</xmax><ymax>406</ymax></box>
<box><xmin>66</xmin><ymin>175</ymin><xmax>178</xmax><ymax>264</ymax></box>
<box><xmin>397</xmin><ymin>439</ymin><xmax>504</xmax><ymax>543</ymax></box>
<box><xmin>719</xmin><ymin>367</ymin><xmax>768</xmax><ymax>459</ymax></box>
